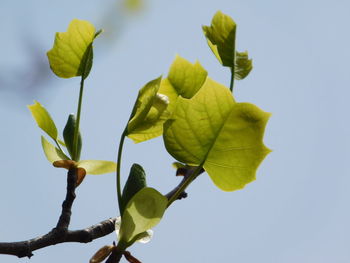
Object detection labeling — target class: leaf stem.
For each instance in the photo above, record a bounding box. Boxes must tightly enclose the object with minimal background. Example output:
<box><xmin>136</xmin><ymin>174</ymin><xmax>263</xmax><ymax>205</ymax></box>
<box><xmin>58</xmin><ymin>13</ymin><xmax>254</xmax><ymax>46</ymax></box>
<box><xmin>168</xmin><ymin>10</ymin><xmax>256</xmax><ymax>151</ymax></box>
<box><xmin>54</xmin><ymin>140</ymin><xmax>65</xmax><ymax>156</ymax></box>
<box><xmin>230</xmin><ymin>67</ymin><xmax>235</xmax><ymax>92</ymax></box>
<box><xmin>167</xmin><ymin>163</ymin><xmax>204</xmax><ymax>207</ymax></box>
<box><xmin>72</xmin><ymin>77</ymin><xmax>85</xmax><ymax>161</ymax></box>
<box><xmin>116</xmin><ymin>129</ymin><xmax>127</xmax><ymax>215</ymax></box>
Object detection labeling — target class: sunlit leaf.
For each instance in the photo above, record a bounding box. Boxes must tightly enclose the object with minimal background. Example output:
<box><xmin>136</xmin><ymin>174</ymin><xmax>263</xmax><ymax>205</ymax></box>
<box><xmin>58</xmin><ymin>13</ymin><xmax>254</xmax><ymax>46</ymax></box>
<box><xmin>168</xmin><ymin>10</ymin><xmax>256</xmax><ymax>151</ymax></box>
<box><xmin>119</xmin><ymin>187</ymin><xmax>167</xmax><ymax>245</ymax></box>
<box><xmin>235</xmin><ymin>51</ymin><xmax>253</xmax><ymax>80</ymax></box>
<box><xmin>127</xmin><ymin>77</ymin><xmax>170</xmax><ymax>143</ymax></box>
<box><xmin>63</xmin><ymin>114</ymin><xmax>82</xmax><ymax>161</ymax></box>
<box><xmin>167</xmin><ymin>55</ymin><xmax>207</xmax><ymax>99</ymax></box>
<box><xmin>47</xmin><ymin>19</ymin><xmax>100</xmax><ymax>79</ymax></box>
<box><xmin>158</xmin><ymin>56</ymin><xmax>208</xmax><ymax>116</ymax></box>
<box><xmin>41</xmin><ymin>136</ymin><xmax>69</xmax><ymax>163</ymax></box>
<box><xmin>121</xmin><ymin>163</ymin><xmax>147</xmax><ymax>214</ymax></box>
<box><xmin>115</xmin><ymin>216</ymin><xmax>153</xmax><ymax>244</ymax></box>
<box><xmin>163</xmin><ymin>78</ymin><xmax>271</xmax><ymax>191</ymax></box>
<box><xmin>77</xmin><ymin>160</ymin><xmax>116</xmax><ymax>175</ymax></box>
<box><xmin>202</xmin><ymin>11</ymin><xmax>236</xmax><ymax>67</ymax></box>
<box><xmin>28</xmin><ymin>101</ymin><xmax>58</xmax><ymax>140</ymax></box>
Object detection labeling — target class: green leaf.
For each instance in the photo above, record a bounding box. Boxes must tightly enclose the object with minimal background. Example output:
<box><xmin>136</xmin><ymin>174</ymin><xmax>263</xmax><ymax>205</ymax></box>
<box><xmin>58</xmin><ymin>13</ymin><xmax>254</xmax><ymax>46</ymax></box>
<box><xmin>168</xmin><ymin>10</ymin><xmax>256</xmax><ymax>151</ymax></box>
<box><xmin>119</xmin><ymin>187</ymin><xmax>167</xmax><ymax>245</ymax></box>
<box><xmin>63</xmin><ymin>114</ymin><xmax>82</xmax><ymax>161</ymax></box>
<box><xmin>77</xmin><ymin>160</ymin><xmax>116</xmax><ymax>175</ymax></box>
<box><xmin>235</xmin><ymin>51</ymin><xmax>253</xmax><ymax>80</ymax></box>
<box><xmin>158</xmin><ymin>56</ymin><xmax>208</xmax><ymax>117</ymax></box>
<box><xmin>47</xmin><ymin>19</ymin><xmax>99</xmax><ymax>79</ymax></box>
<box><xmin>202</xmin><ymin>11</ymin><xmax>236</xmax><ymax>67</ymax></box>
<box><xmin>167</xmin><ymin>55</ymin><xmax>207</xmax><ymax>99</ymax></box>
<box><xmin>127</xmin><ymin>77</ymin><xmax>169</xmax><ymax>143</ymax></box>
<box><xmin>163</xmin><ymin>78</ymin><xmax>271</xmax><ymax>191</ymax></box>
<box><xmin>121</xmin><ymin>163</ymin><xmax>147</xmax><ymax>214</ymax></box>
<box><xmin>28</xmin><ymin>101</ymin><xmax>58</xmax><ymax>141</ymax></box>
<box><xmin>41</xmin><ymin>136</ymin><xmax>69</xmax><ymax>163</ymax></box>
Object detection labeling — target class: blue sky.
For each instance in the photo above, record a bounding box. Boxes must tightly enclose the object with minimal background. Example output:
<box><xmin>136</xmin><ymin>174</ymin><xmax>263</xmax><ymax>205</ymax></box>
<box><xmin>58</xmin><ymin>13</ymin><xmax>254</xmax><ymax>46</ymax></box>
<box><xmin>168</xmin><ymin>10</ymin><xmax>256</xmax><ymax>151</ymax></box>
<box><xmin>1</xmin><ymin>0</ymin><xmax>349</xmax><ymax>262</ymax></box>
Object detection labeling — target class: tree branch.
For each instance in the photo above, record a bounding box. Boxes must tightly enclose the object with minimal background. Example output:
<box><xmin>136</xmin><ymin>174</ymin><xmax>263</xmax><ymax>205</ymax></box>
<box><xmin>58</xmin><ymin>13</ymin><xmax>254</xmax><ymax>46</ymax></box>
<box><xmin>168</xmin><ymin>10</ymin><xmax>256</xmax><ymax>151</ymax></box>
<box><xmin>165</xmin><ymin>166</ymin><xmax>205</xmax><ymax>201</ymax></box>
<box><xmin>0</xmin><ymin>217</ymin><xmax>116</xmax><ymax>258</ymax></box>
<box><xmin>0</xmin><ymin>167</ymin><xmax>204</xmax><ymax>260</ymax></box>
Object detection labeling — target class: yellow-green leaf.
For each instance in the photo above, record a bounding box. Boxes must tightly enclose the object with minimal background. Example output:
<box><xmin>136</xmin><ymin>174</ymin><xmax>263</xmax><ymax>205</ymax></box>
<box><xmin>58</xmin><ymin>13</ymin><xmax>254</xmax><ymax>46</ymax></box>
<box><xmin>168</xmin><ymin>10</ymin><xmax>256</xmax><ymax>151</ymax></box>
<box><xmin>47</xmin><ymin>19</ymin><xmax>99</xmax><ymax>79</ymax></box>
<box><xmin>119</xmin><ymin>187</ymin><xmax>167</xmax><ymax>245</ymax></box>
<box><xmin>77</xmin><ymin>160</ymin><xmax>116</xmax><ymax>175</ymax></box>
<box><xmin>127</xmin><ymin>77</ymin><xmax>170</xmax><ymax>143</ymax></box>
<box><xmin>41</xmin><ymin>136</ymin><xmax>69</xmax><ymax>163</ymax></box>
<box><xmin>158</xmin><ymin>56</ymin><xmax>208</xmax><ymax>117</ymax></box>
<box><xmin>202</xmin><ymin>11</ymin><xmax>236</xmax><ymax>67</ymax></box>
<box><xmin>167</xmin><ymin>55</ymin><xmax>207</xmax><ymax>99</ymax></box>
<box><xmin>28</xmin><ymin>101</ymin><xmax>58</xmax><ymax>140</ymax></box>
<box><xmin>163</xmin><ymin>78</ymin><xmax>270</xmax><ymax>191</ymax></box>
<box><xmin>235</xmin><ymin>51</ymin><xmax>253</xmax><ymax>80</ymax></box>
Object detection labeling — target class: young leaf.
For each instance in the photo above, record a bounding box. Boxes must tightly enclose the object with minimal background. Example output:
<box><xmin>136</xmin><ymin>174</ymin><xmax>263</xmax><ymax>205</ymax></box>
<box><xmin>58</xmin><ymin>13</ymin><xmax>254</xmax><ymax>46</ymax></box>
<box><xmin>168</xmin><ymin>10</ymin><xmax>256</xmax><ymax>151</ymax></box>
<box><xmin>202</xmin><ymin>11</ymin><xmax>236</xmax><ymax>67</ymax></box>
<box><xmin>28</xmin><ymin>101</ymin><xmax>58</xmax><ymax>141</ymax></box>
<box><xmin>127</xmin><ymin>93</ymin><xmax>170</xmax><ymax>143</ymax></box>
<box><xmin>118</xmin><ymin>187</ymin><xmax>167</xmax><ymax>245</ymax></box>
<box><xmin>158</xmin><ymin>56</ymin><xmax>208</xmax><ymax>116</ymax></box>
<box><xmin>41</xmin><ymin>136</ymin><xmax>69</xmax><ymax>163</ymax></box>
<box><xmin>127</xmin><ymin>77</ymin><xmax>170</xmax><ymax>143</ymax></box>
<box><xmin>47</xmin><ymin>19</ymin><xmax>99</xmax><ymax>79</ymax></box>
<box><xmin>121</xmin><ymin>163</ymin><xmax>147</xmax><ymax>214</ymax></box>
<box><xmin>63</xmin><ymin>114</ymin><xmax>82</xmax><ymax>161</ymax></box>
<box><xmin>235</xmin><ymin>51</ymin><xmax>253</xmax><ymax>80</ymax></box>
<box><xmin>77</xmin><ymin>160</ymin><xmax>117</xmax><ymax>175</ymax></box>
<box><xmin>167</xmin><ymin>55</ymin><xmax>207</xmax><ymax>99</ymax></box>
<box><xmin>163</xmin><ymin>78</ymin><xmax>271</xmax><ymax>191</ymax></box>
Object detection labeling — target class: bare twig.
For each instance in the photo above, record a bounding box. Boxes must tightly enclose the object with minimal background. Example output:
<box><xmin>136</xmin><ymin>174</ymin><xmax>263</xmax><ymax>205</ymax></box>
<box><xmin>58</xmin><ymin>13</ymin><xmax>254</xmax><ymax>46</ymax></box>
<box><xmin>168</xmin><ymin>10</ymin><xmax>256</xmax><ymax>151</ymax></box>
<box><xmin>0</xmin><ymin>167</ymin><xmax>205</xmax><ymax>260</ymax></box>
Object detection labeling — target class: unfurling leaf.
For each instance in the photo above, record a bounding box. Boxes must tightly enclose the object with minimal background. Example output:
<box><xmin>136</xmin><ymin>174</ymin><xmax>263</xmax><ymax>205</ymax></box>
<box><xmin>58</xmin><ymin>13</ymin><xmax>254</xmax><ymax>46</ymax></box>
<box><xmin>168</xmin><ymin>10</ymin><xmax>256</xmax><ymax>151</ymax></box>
<box><xmin>127</xmin><ymin>77</ymin><xmax>170</xmax><ymax>143</ymax></box>
<box><xmin>63</xmin><ymin>114</ymin><xmax>82</xmax><ymax>161</ymax></box>
<box><xmin>28</xmin><ymin>101</ymin><xmax>58</xmax><ymax>141</ymax></box>
<box><xmin>118</xmin><ymin>187</ymin><xmax>167</xmax><ymax>246</ymax></box>
<box><xmin>47</xmin><ymin>19</ymin><xmax>100</xmax><ymax>79</ymax></box>
<box><xmin>121</xmin><ymin>163</ymin><xmax>147</xmax><ymax>214</ymax></box>
<box><xmin>163</xmin><ymin>78</ymin><xmax>271</xmax><ymax>191</ymax></box>
<box><xmin>202</xmin><ymin>11</ymin><xmax>236</xmax><ymax>67</ymax></box>
<box><xmin>89</xmin><ymin>245</ymin><xmax>114</xmax><ymax>263</ymax></box>
<box><xmin>235</xmin><ymin>51</ymin><xmax>253</xmax><ymax>80</ymax></box>
<box><xmin>77</xmin><ymin>160</ymin><xmax>117</xmax><ymax>175</ymax></box>
<box><xmin>41</xmin><ymin>136</ymin><xmax>69</xmax><ymax>163</ymax></box>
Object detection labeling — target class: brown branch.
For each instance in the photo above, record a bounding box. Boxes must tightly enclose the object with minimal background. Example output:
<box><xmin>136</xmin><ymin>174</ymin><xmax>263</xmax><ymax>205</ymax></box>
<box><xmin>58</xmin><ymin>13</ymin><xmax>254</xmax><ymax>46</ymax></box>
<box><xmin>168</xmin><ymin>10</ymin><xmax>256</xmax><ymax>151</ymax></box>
<box><xmin>0</xmin><ymin>167</ymin><xmax>205</xmax><ymax>260</ymax></box>
<box><xmin>55</xmin><ymin>168</ymin><xmax>77</xmax><ymax>230</ymax></box>
<box><xmin>165</xmin><ymin>166</ymin><xmax>205</xmax><ymax>201</ymax></box>
<box><xmin>0</xmin><ymin>217</ymin><xmax>116</xmax><ymax>258</ymax></box>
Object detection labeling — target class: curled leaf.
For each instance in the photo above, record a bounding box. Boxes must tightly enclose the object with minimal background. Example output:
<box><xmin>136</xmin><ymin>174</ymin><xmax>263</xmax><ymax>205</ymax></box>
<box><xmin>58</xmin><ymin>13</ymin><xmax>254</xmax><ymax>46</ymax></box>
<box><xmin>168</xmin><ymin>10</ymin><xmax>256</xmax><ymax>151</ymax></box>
<box><xmin>121</xmin><ymin>164</ymin><xmax>147</xmax><ymax>214</ymax></box>
<box><xmin>202</xmin><ymin>11</ymin><xmax>236</xmax><ymax>67</ymax></box>
<box><xmin>235</xmin><ymin>51</ymin><xmax>253</xmax><ymax>80</ymax></box>
<box><xmin>127</xmin><ymin>77</ymin><xmax>171</xmax><ymax>143</ymax></box>
<box><xmin>63</xmin><ymin>114</ymin><xmax>82</xmax><ymax>161</ymax></box>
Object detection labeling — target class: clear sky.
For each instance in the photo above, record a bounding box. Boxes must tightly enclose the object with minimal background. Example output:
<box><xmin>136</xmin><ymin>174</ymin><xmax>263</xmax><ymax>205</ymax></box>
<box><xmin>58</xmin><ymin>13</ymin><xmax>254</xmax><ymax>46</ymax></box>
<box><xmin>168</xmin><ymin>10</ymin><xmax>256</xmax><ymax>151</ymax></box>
<box><xmin>1</xmin><ymin>0</ymin><xmax>349</xmax><ymax>262</ymax></box>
